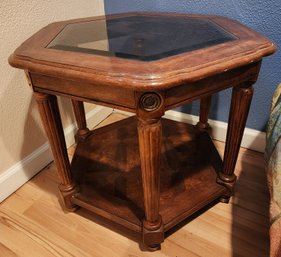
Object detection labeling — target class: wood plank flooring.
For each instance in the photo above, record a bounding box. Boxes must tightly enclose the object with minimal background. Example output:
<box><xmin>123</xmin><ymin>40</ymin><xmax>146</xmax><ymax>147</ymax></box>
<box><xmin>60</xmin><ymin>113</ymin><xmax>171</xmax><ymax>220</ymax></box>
<box><xmin>0</xmin><ymin>113</ymin><xmax>269</xmax><ymax>257</ymax></box>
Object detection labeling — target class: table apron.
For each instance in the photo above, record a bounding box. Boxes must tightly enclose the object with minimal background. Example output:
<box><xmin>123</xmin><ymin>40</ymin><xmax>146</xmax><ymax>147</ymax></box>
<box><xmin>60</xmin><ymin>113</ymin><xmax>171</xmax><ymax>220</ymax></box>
<box><xmin>165</xmin><ymin>61</ymin><xmax>261</xmax><ymax>110</ymax></box>
<box><xmin>29</xmin><ymin>61</ymin><xmax>261</xmax><ymax>112</ymax></box>
<box><xmin>30</xmin><ymin>73</ymin><xmax>136</xmax><ymax>111</ymax></box>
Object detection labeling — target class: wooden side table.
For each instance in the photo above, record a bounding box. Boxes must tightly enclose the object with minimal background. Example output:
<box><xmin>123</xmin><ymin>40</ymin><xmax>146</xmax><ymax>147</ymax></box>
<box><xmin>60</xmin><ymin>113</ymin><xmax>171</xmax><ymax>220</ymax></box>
<box><xmin>9</xmin><ymin>13</ymin><xmax>275</xmax><ymax>250</ymax></box>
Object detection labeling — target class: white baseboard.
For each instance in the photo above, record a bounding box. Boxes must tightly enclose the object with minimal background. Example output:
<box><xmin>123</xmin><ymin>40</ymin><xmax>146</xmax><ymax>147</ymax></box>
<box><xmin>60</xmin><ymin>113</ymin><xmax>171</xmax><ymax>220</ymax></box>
<box><xmin>114</xmin><ymin>109</ymin><xmax>266</xmax><ymax>153</ymax></box>
<box><xmin>0</xmin><ymin>143</ymin><xmax>53</xmax><ymax>203</ymax></box>
<box><xmin>0</xmin><ymin>106</ymin><xmax>113</xmax><ymax>203</ymax></box>
<box><xmin>164</xmin><ymin>110</ymin><xmax>266</xmax><ymax>152</ymax></box>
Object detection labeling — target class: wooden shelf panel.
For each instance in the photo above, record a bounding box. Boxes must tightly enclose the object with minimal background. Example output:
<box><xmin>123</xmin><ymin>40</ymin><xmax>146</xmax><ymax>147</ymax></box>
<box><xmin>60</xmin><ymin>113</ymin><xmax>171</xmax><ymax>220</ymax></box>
<box><xmin>71</xmin><ymin>116</ymin><xmax>226</xmax><ymax>232</ymax></box>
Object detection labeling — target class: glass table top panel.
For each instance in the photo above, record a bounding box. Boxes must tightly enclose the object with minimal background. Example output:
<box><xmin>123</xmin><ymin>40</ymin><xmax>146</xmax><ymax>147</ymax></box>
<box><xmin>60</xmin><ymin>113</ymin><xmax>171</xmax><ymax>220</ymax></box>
<box><xmin>47</xmin><ymin>15</ymin><xmax>237</xmax><ymax>61</ymax></box>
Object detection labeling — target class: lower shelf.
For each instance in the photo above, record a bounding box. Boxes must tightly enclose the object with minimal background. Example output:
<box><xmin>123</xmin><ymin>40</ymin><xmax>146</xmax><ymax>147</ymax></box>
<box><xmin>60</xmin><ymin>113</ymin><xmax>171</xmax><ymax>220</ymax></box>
<box><xmin>71</xmin><ymin>116</ymin><xmax>226</xmax><ymax>233</ymax></box>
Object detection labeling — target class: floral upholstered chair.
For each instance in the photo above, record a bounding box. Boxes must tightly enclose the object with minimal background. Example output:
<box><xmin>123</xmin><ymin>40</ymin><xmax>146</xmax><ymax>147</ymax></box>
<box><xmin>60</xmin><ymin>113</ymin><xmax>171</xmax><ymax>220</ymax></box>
<box><xmin>266</xmin><ymin>83</ymin><xmax>281</xmax><ymax>257</ymax></box>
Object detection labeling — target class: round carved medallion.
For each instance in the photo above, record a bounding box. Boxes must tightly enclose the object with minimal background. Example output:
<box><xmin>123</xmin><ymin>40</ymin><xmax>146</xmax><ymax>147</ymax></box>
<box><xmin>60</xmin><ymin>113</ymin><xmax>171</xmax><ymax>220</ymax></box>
<box><xmin>140</xmin><ymin>93</ymin><xmax>161</xmax><ymax>111</ymax></box>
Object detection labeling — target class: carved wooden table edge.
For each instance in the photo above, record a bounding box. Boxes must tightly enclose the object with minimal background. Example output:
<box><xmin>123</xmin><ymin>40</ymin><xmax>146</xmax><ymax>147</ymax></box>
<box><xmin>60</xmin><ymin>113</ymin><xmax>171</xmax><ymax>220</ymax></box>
<box><xmin>8</xmin><ymin>12</ymin><xmax>276</xmax><ymax>251</ymax></box>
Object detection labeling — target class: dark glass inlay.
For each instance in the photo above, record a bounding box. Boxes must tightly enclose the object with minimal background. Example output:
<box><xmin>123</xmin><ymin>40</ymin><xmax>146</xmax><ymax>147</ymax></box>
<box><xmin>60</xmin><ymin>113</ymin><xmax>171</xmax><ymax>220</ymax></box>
<box><xmin>47</xmin><ymin>15</ymin><xmax>237</xmax><ymax>61</ymax></box>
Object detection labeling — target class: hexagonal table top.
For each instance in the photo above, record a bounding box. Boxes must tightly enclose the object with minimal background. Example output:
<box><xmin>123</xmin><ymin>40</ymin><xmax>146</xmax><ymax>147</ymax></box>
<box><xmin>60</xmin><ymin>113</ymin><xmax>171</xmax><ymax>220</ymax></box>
<box><xmin>9</xmin><ymin>13</ymin><xmax>275</xmax><ymax>89</ymax></box>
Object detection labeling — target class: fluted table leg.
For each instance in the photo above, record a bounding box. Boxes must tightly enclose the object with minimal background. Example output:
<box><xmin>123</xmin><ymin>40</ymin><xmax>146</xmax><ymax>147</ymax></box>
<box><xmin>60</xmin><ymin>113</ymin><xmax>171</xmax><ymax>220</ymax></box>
<box><xmin>34</xmin><ymin>92</ymin><xmax>78</xmax><ymax>211</ymax></box>
<box><xmin>217</xmin><ymin>83</ymin><xmax>254</xmax><ymax>202</ymax></box>
<box><xmin>71</xmin><ymin>100</ymin><xmax>90</xmax><ymax>141</ymax></box>
<box><xmin>196</xmin><ymin>95</ymin><xmax>212</xmax><ymax>133</ymax></box>
<box><xmin>138</xmin><ymin>117</ymin><xmax>164</xmax><ymax>250</ymax></box>
<box><xmin>136</xmin><ymin>92</ymin><xmax>164</xmax><ymax>250</ymax></box>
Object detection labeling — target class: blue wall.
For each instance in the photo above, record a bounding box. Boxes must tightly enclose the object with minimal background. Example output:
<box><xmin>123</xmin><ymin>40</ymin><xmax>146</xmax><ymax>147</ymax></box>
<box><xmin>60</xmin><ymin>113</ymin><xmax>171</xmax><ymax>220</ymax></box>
<box><xmin>104</xmin><ymin>1</ymin><xmax>281</xmax><ymax>131</ymax></box>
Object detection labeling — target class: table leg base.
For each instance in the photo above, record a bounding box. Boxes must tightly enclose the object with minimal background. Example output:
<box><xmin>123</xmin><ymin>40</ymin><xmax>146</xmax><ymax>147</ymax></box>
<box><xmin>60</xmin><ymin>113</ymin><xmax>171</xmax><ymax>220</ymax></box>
<box><xmin>142</xmin><ymin>221</ymin><xmax>164</xmax><ymax>250</ymax></box>
<box><xmin>58</xmin><ymin>184</ymin><xmax>79</xmax><ymax>212</ymax></box>
<box><xmin>74</xmin><ymin>129</ymin><xmax>91</xmax><ymax>142</ymax></box>
<box><xmin>219</xmin><ymin>196</ymin><xmax>231</xmax><ymax>203</ymax></box>
<box><xmin>146</xmin><ymin>244</ymin><xmax>161</xmax><ymax>251</ymax></box>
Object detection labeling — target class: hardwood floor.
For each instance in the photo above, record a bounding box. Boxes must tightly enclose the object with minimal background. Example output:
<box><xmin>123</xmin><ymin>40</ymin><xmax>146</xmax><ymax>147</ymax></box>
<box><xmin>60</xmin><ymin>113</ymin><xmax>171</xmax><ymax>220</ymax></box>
<box><xmin>0</xmin><ymin>113</ymin><xmax>269</xmax><ymax>257</ymax></box>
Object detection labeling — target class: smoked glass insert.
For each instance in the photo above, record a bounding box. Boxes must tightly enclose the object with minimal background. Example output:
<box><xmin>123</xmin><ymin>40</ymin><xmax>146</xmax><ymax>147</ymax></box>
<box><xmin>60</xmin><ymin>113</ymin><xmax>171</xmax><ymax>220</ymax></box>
<box><xmin>47</xmin><ymin>15</ymin><xmax>237</xmax><ymax>61</ymax></box>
